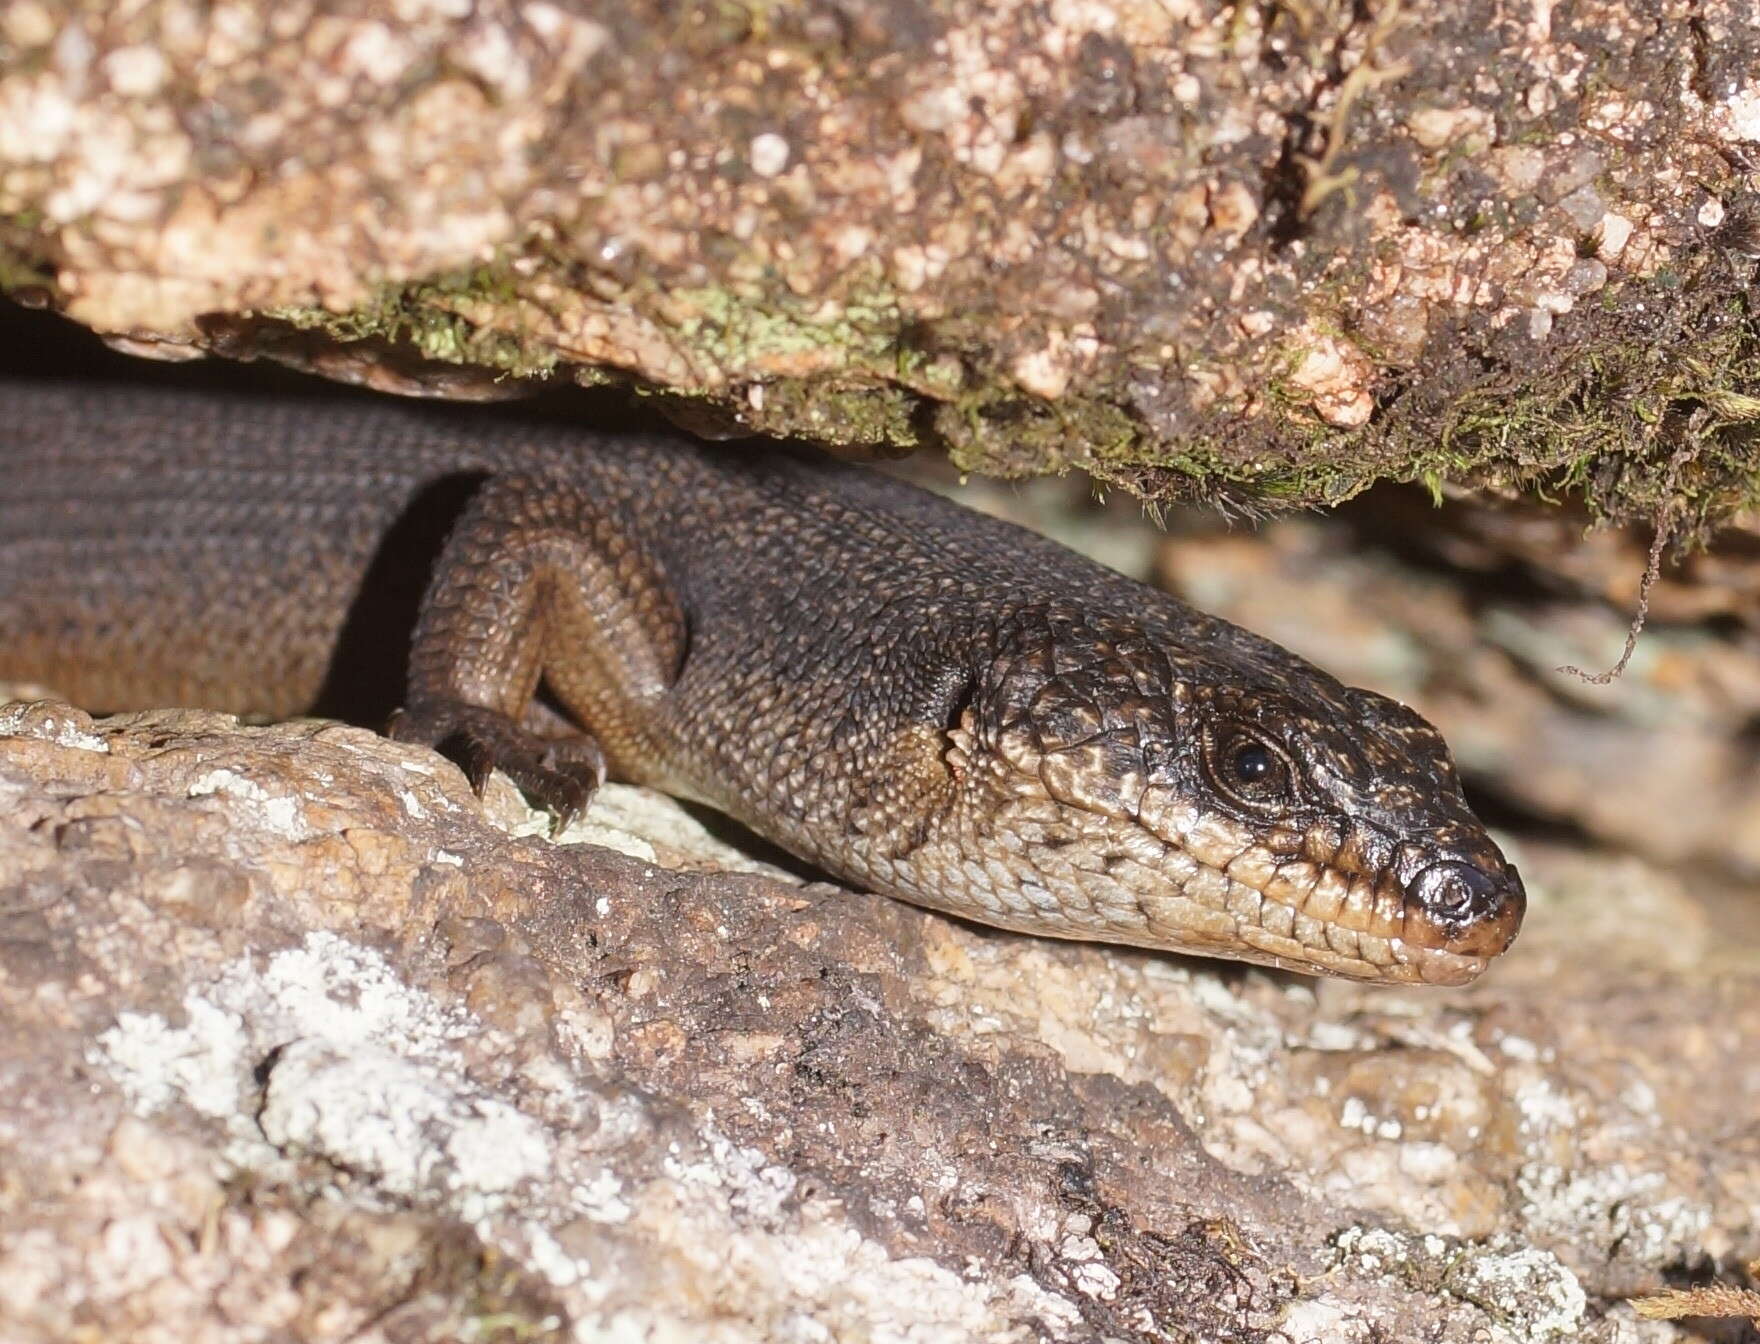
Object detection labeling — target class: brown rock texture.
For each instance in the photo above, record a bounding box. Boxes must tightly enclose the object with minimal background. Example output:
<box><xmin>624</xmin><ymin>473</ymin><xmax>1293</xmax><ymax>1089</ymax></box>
<box><xmin>1156</xmin><ymin>491</ymin><xmax>1760</xmax><ymax>874</ymax></box>
<box><xmin>1</xmin><ymin>697</ymin><xmax>1755</xmax><ymax>1342</ymax></box>
<box><xmin>4</xmin><ymin>0</ymin><xmax>1760</xmax><ymax>521</ymax></box>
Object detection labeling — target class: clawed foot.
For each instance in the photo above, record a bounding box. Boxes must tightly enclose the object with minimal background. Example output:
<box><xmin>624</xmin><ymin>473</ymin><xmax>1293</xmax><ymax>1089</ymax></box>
<box><xmin>389</xmin><ymin>698</ymin><xmax>606</xmax><ymax>830</ymax></box>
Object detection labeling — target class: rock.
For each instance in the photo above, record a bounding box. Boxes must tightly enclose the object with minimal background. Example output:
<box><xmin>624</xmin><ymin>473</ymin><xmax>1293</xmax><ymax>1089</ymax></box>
<box><xmin>1</xmin><ymin>698</ymin><xmax>1753</xmax><ymax>1342</ymax></box>
<box><xmin>4</xmin><ymin>1</ymin><xmax>1760</xmax><ymax>520</ymax></box>
<box><xmin>1157</xmin><ymin>493</ymin><xmax>1760</xmax><ymax>874</ymax></box>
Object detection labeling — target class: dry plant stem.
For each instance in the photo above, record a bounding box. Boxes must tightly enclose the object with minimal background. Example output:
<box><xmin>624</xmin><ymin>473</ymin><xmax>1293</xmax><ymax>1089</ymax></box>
<box><xmin>1630</xmin><ymin>1259</ymin><xmax>1760</xmax><ymax>1325</ymax></box>
<box><xmin>1298</xmin><ymin>0</ymin><xmax>1411</xmax><ymax>215</ymax></box>
<box><xmin>1556</xmin><ymin>442</ymin><xmax>1694</xmax><ymax>685</ymax></box>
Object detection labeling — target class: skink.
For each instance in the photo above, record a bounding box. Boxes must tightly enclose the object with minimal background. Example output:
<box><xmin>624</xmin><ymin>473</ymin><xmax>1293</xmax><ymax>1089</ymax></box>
<box><xmin>0</xmin><ymin>377</ymin><xmax>1524</xmax><ymax>985</ymax></box>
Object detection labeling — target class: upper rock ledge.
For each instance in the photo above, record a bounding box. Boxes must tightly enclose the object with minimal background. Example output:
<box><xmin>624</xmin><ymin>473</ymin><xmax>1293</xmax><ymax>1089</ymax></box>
<box><xmin>4</xmin><ymin>0</ymin><xmax>1760</xmax><ymax>524</ymax></box>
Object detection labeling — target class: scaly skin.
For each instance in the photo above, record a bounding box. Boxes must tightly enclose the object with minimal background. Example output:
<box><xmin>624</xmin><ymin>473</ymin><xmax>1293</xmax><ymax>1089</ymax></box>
<box><xmin>0</xmin><ymin>377</ymin><xmax>1525</xmax><ymax>984</ymax></box>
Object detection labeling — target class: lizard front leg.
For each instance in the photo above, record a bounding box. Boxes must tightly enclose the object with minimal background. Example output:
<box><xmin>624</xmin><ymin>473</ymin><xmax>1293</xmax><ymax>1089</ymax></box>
<box><xmin>389</xmin><ymin>469</ymin><xmax>687</xmax><ymax>826</ymax></box>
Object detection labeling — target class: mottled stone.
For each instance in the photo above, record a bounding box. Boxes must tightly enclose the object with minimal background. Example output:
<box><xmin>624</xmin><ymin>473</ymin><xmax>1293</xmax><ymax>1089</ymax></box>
<box><xmin>0</xmin><ymin>699</ymin><xmax>1753</xmax><ymax>1341</ymax></box>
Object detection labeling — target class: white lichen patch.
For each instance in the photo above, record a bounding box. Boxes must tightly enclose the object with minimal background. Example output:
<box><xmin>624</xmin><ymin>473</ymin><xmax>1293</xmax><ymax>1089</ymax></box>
<box><xmin>665</xmin><ymin>1123</ymin><xmax>800</xmax><ymax>1226</ymax></box>
<box><xmin>1331</xmin><ymin>1226</ymin><xmax>1587</xmax><ymax>1343</ymax></box>
<box><xmin>572</xmin><ymin>1169</ymin><xmax>634</xmax><ymax>1225</ymax></box>
<box><xmin>77</xmin><ymin>933</ymin><xmax>1025</xmax><ymax>1336</ymax></box>
<box><xmin>0</xmin><ymin>700</ymin><xmax>107</xmax><ymax>752</ymax></box>
<box><xmin>1446</xmin><ymin>1244</ymin><xmax>1587</xmax><ymax>1344</ymax></box>
<box><xmin>97</xmin><ymin>998</ymin><xmax>255</xmax><ymax>1119</ymax></box>
<box><xmin>469</xmin><ymin>1115</ymin><xmax>1091</xmax><ymax>1342</ymax></box>
<box><xmin>1508</xmin><ymin>1071</ymin><xmax>1579</xmax><ymax>1134</ymax></box>
<box><xmin>634</xmin><ymin>1196</ymin><xmax>1082</xmax><ymax>1344</ymax></box>
<box><xmin>92</xmin><ymin>931</ymin><xmax>549</xmax><ymax>1213</ymax></box>
<box><xmin>1516</xmin><ymin>1162</ymin><xmax>1711</xmax><ymax>1265</ymax></box>
<box><xmin>259</xmin><ymin>1039</ymin><xmax>551</xmax><ymax>1212</ymax></box>
<box><xmin>187</xmin><ymin>768</ymin><xmax>308</xmax><ymax>840</ymax></box>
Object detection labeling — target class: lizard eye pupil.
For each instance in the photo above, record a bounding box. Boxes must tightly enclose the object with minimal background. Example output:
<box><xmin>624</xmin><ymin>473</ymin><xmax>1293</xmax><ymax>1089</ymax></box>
<box><xmin>1232</xmin><ymin>743</ymin><xmax>1273</xmax><ymax>783</ymax></box>
<box><xmin>1204</xmin><ymin>729</ymin><xmax>1295</xmax><ymax>809</ymax></box>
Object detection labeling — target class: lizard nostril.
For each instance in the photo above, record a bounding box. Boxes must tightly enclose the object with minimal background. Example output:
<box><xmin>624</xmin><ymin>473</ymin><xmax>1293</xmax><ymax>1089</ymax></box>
<box><xmin>1406</xmin><ymin>860</ymin><xmax>1503</xmax><ymax>923</ymax></box>
<box><xmin>1400</xmin><ymin>859</ymin><xmax>1525</xmax><ymax>958</ymax></box>
<box><xmin>1400</xmin><ymin>854</ymin><xmax>1527</xmax><ymax>964</ymax></box>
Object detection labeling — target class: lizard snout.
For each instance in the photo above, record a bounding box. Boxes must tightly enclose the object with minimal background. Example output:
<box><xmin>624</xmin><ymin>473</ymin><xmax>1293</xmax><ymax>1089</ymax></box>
<box><xmin>1402</xmin><ymin>858</ymin><xmax>1526</xmax><ymax>958</ymax></box>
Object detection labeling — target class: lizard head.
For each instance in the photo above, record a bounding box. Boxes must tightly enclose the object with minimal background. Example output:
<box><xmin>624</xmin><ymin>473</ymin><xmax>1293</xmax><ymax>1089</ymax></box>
<box><xmin>924</xmin><ymin>605</ymin><xmax>1525</xmax><ymax>986</ymax></box>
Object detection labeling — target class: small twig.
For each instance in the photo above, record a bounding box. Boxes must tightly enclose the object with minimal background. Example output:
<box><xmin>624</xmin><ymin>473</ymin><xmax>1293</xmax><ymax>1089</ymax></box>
<box><xmin>1298</xmin><ymin>0</ymin><xmax>1411</xmax><ymax>215</ymax></box>
<box><xmin>1556</xmin><ymin>442</ymin><xmax>1693</xmax><ymax>685</ymax></box>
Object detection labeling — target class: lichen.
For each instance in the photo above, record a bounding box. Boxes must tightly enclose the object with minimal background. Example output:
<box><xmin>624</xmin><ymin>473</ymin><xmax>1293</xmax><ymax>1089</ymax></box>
<box><xmin>1330</xmin><ymin>1227</ymin><xmax>1588</xmax><ymax>1344</ymax></box>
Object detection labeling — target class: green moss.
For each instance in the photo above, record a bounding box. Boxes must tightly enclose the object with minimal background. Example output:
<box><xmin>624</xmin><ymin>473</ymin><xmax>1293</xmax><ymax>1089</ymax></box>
<box><xmin>245</xmin><ymin>239</ymin><xmax>1760</xmax><ymax>537</ymax></box>
<box><xmin>705</xmin><ymin>0</ymin><xmax>802</xmax><ymax>41</ymax></box>
<box><xmin>643</xmin><ymin>280</ymin><xmax>933</xmax><ymax>446</ymax></box>
<box><xmin>666</xmin><ymin>283</ymin><xmax>901</xmax><ymax>372</ymax></box>
<box><xmin>0</xmin><ymin>252</ymin><xmax>54</xmax><ymax>296</ymax></box>
<box><xmin>263</xmin><ymin>262</ymin><xmax>559</xmax><ymax>381</ymax></box>
<box><xmin>1386</xmin><ymin>272</ymin><xmax>1760</xmax><ymax>535</ymax></box>
<box><xmin>0</xmin><ymin>212</ymin><xmax>56</xmax><ymax>295</ymax></box>
<box><xmin>747</xmin><ymin>376</ymin><xmax>919</xmax><ymax>446</ymax></box>
<box><xmin>905</xmin><ymin>248</ymin><xmax>1758</xmax><ymax>533</ymax></box>
<box><xmin>1067</xmin><ymin>250</ymin><xmax>1760</xmax><ymax>534</ymax></box>
<box><xmin>936</xmin><ymin>391</ymin><xmax>1151</xmax><ymax>481</ymax></box>
<box><xmin>21</xmin><ymin>195</ymin><xmax>1741</xmax><ymax>535</ymax></box>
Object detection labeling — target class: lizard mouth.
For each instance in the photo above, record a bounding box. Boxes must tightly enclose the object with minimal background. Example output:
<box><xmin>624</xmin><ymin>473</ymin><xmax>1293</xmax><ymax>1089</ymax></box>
<box><xmin>1150</xmin><ymin>851</ymin><xmax>1526</xmax><ymax>986</ymax></box>
<box><xmin>926</xmin><ymin>721</ymin><xmax>1524</xmax><ymax>986</ymax></box>
<box><xmin>893</xmin><ymin>778</ymin><xmax>1524</xmax><ymax>986</ymax></box>
<box><xmin>1127</xmin><ymin>787</ymin><xmax>1525</xmax><ymax>985</ymax></box>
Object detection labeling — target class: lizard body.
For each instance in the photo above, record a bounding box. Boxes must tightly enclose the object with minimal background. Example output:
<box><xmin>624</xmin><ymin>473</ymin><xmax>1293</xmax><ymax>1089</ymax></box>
<box><xmin>0</xmin><ymin>377</ymin><xmax>1524</xmax><ymax>984</ymax></box>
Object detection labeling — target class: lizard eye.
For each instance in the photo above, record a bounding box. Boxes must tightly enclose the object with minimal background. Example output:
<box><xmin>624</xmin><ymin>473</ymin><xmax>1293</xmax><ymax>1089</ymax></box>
<box><xmin>1205</xmin><ymin>728</ymin><xmax>1296</xmax><ymax>810</ymax></box>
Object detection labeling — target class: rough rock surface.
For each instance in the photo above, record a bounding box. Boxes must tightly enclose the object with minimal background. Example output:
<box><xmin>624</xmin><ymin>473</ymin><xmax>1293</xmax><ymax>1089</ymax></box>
<box><xmin>1</xmin><ymin>696</ymin><xmax>1754</xmax><ymax>1343</ymax></box>
<box><xmin>4</xmin><ymin>0</ymin><xmax>1760</xmax><ymax>520</ymax></box>
<box><xmin>1156</xmin><ymin>493</ymin><xmax>1760</xmax><ymax>876</ymax></box>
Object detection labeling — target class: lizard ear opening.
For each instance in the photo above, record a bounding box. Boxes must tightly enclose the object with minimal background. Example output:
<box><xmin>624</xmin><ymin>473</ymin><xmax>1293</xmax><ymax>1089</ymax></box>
<box><xmin>941</xmin><ymin>670</ymin><xmax>977</xmax><ymax>737</ymax></box>
<box><xmin>939</xmin><ymin>670</ymin><xmax>981</xmax><ymax>782</ymax></box>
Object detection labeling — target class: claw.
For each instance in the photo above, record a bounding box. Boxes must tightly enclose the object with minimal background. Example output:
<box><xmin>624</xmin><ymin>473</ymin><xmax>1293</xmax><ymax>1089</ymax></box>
<box><xmin>545</xmin><ymin>779</ymin><xmax>591</xmax><ymax>835</ymax></box>
<box><xmin>457</xmin><ymin>737</ymin><xmax>496</xmax><ymax>796</ymax></box>
<box><xmin>387</xmin><ymin>696</ymin><xmax>605</xmax><ymax>825</ymax></box>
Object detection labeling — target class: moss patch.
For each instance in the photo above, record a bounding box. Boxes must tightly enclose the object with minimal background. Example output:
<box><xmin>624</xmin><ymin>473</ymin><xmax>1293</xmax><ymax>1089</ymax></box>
<box><xmin>1367</xmin><ymin>250</ymin><xmax>1760</xmax><ymax>541</ymax></box>
<box><xmin>924</xmin><ymin>241</ymin><xmax>1760</xmax><ymax>538</ymax></box>
<box><xmin>0</xmin><ymin>213</ymin><xmax>58</xmax><ymax>298</ymax></box>
<box><xmin>118</xmin><ymin>219</ymin><xmax>1760</xmax><ymax>541</ymax></box>
<box><xmin>264</xmin><ymin>264</ymin><xmax>561</xmax><ymax>383</ymax></box>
